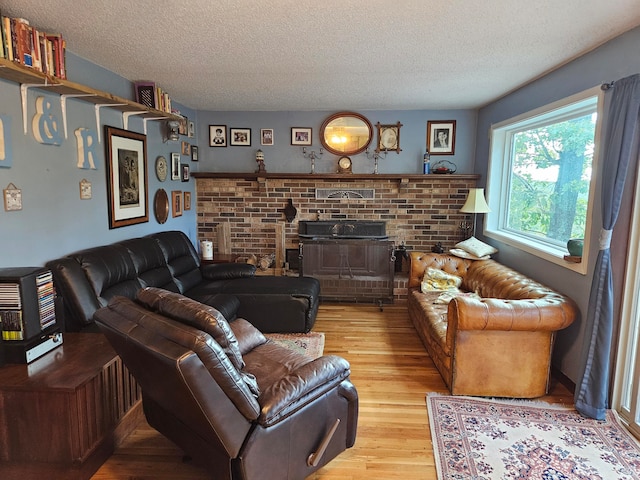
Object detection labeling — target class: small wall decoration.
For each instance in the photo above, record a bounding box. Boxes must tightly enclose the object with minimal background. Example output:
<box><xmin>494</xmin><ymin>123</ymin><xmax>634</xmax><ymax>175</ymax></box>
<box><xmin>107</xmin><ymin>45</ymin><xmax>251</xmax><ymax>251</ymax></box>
<box><xmin>172</xmin><ymin>190</ymin><xmax>182</xmax><ymax>217</ymax></box>
<box><xmin>261</xmin><ymin>128</ymin><xmax>274</xmax><ymax>146</ymax></box>
<box><xmin>80</xmin><ymin>179</ymin><xmax>92</xmax><ymax>199</ymax></box>
<box><xmin>104</xmin><ymin>125</ymin><xmax>148</xmax><ymax>229</ymax></box>
<box><xmin>0</xmin><ymin>114</ymin><xmax>14</xmax><ymax>168</ymax></box>
<box><xmin>74</xmin><ymin>127</ymin><xmax>98</xmax><ymax>169</ymax></box>
<box><xmin>32</xmin><ymin>96</ymin><xmax>62</xmax><ymax>145</ymax></box>
<box><xmin>184</xmin><ymin>191</ymin><xmax>192</xmax><ymax>210</ymax></box>
<box><xmin>230</xmin><ymin>128</ymin><xmax>251</xmax><ymax>146</ymax></box>
<box><xmin>209</xmin><ymin>125</ymin><xmax>227</xmax><ymax>147</ymax></box>
<box><xmin>3</xmin><ymin>183</ymin><xmax>22</xmax><ymax>211</ymax></box>
<box><xmin>178</xmin><ymin>116</ymin><xmax>188</xmax><ymax>136</ymax></box>
<box><xmin>171</xmin><ymin>153</ymin><xmax>181</xmax><ymax>180</ymax></box>
<box><xmin>181</xmin><ymin>164</ymin><xmax>190</xmax><ymax>182</ymax></box>
<box><xmin>376</xmin><ymin>122</ymin><xmax>403</xmax><ymax>154</ymax></box>
<box><xmin>181</xmin><ymin>141</ymin><xmax>191</xmax><ymax>156</ymax></box>
<box><xmin>188</xmin><ymin>121</ymin><xmax>195</xmax><ymax>138</ymax></box>
<box><xmin>191</xmin><ymin>145</ymin><xmax>199</xmax><ymax>161</ymax></box>
<box><xmin>427</xmin><ymin>120</ymin><xmax>456</xmax><ymax>155</ymax></box>
<box><xmin>291</xmin><ymin>127</ymin><xmax>312</xmax><ymax>146</ymax></box>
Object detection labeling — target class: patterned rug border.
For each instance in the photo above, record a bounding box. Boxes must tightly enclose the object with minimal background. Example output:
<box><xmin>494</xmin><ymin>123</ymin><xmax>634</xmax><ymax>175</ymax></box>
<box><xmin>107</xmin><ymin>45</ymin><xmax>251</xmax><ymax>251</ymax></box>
<box><xmin>426</xmin><ymin>393</ymin><xmax>640</xmax><ymax>480</ymax></box>
<box><xmin>265</xmin><ymin>332</ymin><xmax>325</xmax><ymax>359</ymax></box>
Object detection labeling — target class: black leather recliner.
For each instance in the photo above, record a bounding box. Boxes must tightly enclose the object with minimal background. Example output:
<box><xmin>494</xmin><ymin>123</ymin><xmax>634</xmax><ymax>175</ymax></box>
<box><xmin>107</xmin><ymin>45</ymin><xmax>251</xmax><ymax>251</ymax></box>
<box><xmin>94</xmin><ymin>288</ymin><xmax>358</xmax><ymax>480</ymax></box>
<box><xmin>46</xmin><ymin>230</ymin><xmax>320</xmax><ymax>333</ymax></box>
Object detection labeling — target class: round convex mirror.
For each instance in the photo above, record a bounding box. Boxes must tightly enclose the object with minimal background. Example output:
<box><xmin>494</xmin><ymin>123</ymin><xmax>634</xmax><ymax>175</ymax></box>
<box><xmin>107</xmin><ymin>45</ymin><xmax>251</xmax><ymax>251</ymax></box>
<box><xmin>320</xmin><ymin>112</ymin><xmax>373</xmax><ymax>156</ymax></box>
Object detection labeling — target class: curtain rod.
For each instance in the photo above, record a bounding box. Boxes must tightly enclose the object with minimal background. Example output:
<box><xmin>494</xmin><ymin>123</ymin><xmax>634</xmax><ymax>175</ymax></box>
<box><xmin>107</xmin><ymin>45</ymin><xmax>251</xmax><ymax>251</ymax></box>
<box><xmin>601</xmin><ymin>81</ymin><xmax>615</xmax><ymax>91</ymax></box>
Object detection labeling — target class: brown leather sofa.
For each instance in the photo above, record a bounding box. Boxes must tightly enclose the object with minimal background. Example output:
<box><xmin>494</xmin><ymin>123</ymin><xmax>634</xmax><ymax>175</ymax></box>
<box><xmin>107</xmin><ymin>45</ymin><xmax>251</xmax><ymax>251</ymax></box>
<box><xmin>408</xmin><ymin>252</ymin><xmax>577</xmax><ymax>398</ymax></box>
<box><xmin>94</xmin><ymin>287</ymin><xmax>358</xmax><ymax>480</ymax></box>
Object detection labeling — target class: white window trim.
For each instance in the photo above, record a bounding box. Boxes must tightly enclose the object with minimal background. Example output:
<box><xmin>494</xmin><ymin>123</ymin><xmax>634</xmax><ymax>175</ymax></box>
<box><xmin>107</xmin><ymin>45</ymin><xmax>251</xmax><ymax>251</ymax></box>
<box><xmin>484</xmin><ymin>86</ymin><xmax>604</xmax><ymax>275</ymax></box>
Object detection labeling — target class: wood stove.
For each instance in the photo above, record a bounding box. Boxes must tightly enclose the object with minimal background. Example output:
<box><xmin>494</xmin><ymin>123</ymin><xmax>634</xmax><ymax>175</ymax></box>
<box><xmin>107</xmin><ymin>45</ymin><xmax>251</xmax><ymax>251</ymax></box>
<box><xmin>299</xmin><ymin>221</ymin><xmax>395</xmax><ymax>305</ymax></box>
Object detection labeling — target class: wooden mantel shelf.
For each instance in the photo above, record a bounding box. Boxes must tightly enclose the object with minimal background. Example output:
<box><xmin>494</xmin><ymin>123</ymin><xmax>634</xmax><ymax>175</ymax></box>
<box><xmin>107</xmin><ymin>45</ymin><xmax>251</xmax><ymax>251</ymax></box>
<box><xmin>192</xmin><ymin>172</ymin><xmax>481</xmax><ymax>181</ymax></box>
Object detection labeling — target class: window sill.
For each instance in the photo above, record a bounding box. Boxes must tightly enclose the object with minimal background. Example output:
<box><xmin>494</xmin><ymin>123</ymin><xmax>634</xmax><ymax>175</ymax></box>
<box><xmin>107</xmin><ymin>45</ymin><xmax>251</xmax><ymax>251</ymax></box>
<box><xmin>485</xmin><ymin>230</ymin><xmax>588</xmax><ymax>275</ymax></box>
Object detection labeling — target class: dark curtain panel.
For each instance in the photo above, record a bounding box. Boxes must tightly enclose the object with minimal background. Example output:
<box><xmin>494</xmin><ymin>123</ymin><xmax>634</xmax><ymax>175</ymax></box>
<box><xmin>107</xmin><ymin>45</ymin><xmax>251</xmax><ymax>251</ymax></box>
<box><xmin>575</xmin><ymin>74</ymin><xmax>640</xmax><ymax>420</ymax></box>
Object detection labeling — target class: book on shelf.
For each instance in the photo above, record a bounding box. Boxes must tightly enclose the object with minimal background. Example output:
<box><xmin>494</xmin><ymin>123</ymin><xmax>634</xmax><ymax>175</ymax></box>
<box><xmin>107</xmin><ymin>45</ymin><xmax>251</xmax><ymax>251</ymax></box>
<box><xmin>0</xmin><ymin>12</ymin><xmax>66</xmax><ymax>79</ymax></box>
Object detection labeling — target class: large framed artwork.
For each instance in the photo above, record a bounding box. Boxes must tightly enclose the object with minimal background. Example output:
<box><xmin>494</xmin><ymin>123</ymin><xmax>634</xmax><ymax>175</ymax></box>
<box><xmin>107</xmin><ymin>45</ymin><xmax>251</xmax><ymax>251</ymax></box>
<box><xmin>104</xmin><ymin>125</ymin><xmax>149</xmax><ymax>229</ymax></box>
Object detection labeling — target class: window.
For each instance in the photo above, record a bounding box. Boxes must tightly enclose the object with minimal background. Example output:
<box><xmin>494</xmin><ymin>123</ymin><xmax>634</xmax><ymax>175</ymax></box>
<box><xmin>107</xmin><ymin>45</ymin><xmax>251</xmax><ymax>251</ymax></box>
<box><xmin>485</xmin><ymin>87</ymin><xmax>603</xmax><ymax>274</ymax></box>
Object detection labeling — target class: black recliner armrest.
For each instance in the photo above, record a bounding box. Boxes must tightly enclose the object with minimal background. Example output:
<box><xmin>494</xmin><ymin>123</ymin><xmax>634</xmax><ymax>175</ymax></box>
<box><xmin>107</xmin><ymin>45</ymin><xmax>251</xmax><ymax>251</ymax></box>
<box><xmin>201</xmin><ymin>262</ymin><xmax>256</xmax><ymax>280</ymax></box>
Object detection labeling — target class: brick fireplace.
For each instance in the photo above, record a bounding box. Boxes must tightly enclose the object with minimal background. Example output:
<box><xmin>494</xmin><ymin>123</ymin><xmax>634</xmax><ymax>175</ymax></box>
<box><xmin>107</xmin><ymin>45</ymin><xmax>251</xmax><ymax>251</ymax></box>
<box><xmin>194</xmin><ymin>172</ymin><xmax>479</xmax><ymax>301</ymax></box>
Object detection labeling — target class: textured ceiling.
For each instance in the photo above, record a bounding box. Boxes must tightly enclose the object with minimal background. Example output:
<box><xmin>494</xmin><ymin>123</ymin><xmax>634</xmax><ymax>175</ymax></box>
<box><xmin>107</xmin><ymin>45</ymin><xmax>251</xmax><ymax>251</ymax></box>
<box><xmin>2</xmin><ymin>1</ymin><xmax>640</xmax><ymax>111</ymax></box>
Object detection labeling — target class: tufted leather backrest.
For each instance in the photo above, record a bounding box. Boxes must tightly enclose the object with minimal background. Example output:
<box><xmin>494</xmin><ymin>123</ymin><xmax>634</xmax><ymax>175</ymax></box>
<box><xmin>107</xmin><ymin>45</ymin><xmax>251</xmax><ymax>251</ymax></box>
<box><xmin>118</xmin><ymin>237</ymin><xmax>179</xmax><ymax>292</ymax></box>
<box><xmin>408</xmin><ymin>252</ymin><xmax>473</xmax><ymax>288</ymax></box>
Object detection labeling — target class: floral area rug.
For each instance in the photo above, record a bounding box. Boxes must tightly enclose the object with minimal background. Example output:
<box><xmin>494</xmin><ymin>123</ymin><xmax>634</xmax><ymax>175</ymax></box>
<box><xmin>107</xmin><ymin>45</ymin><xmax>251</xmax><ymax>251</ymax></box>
<box><xmin>427</xmin><ymin>393</ymin><xmax>640</xmax><ymax>479</ymax></box>
<box><xmin>264</xmin><ymin>332</ymin><xmax>325</xmax><ymax>359</ymax></box>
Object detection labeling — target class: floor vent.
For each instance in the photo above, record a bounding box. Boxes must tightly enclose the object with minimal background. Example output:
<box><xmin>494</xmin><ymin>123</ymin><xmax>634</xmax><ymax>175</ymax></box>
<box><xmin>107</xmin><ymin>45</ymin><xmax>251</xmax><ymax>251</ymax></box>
<box><xmin>315</xmin><ymin>188</ymin><xmax>375</xmax><ymax>199</ymax></box>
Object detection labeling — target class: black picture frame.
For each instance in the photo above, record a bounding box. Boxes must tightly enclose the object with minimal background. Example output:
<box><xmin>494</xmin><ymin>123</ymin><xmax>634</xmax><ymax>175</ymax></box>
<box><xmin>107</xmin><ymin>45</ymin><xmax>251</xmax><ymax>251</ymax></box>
<box><xmin>427</xmin><ymin>120</ymin><xmax>456</xmax><ymax>155</ymax></box>
<box><xmin>230</xmin><ymin>128</ymin><xmax>251</xmax><ymax>146</ymax></box>
<box><xmin>104</xmin><ymin>125</ymin><xmax>148</xmax><ymax>229</ymax></box>
<box><xmin>209</xmin><ymin>125</ymin><xmax>227</xmax><ymax>147</ymax></box>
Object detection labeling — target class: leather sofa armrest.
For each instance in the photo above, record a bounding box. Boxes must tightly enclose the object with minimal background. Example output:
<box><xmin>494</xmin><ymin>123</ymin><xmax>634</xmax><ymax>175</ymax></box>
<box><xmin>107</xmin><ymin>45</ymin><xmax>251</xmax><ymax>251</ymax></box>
<box><xmin>448</xmin><ymin>296</ymin><xmax>577</xmax><ymax>334</ymax></box>
<box><xmin>201</xmin><ymin>263</ymin><xmax>256</xmax><ymax>281</ymax></box>
<box><xmin>258</xmin><ymin>356</ymin><xmax>351</xmax><ymax>427</ymax></box>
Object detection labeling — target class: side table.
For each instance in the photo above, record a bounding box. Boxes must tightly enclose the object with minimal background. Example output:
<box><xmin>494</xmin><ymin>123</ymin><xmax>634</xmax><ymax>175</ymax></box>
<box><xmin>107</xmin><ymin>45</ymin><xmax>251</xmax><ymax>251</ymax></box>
<box><xmin>0</xmin><ymin>333</ymin><xmax>142</xmax><ymax>480</ymax></box>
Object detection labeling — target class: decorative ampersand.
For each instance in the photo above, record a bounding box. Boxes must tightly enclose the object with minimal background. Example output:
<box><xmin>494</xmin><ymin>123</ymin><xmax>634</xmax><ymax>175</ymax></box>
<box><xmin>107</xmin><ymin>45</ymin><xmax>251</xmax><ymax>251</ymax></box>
<box><xmin>32</xmin><ymin>96</ymin><xmax>62</xmax><ymax>145</ymax></box>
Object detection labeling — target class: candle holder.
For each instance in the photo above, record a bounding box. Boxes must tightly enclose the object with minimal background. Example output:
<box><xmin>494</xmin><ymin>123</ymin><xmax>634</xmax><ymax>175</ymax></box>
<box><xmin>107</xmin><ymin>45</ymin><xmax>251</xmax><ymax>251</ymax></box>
<box><xmin>302</xmin><ymin>147</ymin><xmax>323</xmax><ymax>174</ymax></box>
<box><xmin>365</xmin><ymin>148</ymin><xmax>387</xmax><ymax>174</ymax></box>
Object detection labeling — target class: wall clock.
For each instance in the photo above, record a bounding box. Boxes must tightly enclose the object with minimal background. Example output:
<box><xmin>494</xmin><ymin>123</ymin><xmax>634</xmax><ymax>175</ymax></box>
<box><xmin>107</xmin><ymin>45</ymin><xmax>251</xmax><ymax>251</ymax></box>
<box><xmin>338</xmin><ymin>156</ymin><xmax>353</xmax><ymax>174</ymax></box>
<box><xmin>155</xmin><ymin>156</ymin><xmax>168</xmax><ymax>182</ymax></box>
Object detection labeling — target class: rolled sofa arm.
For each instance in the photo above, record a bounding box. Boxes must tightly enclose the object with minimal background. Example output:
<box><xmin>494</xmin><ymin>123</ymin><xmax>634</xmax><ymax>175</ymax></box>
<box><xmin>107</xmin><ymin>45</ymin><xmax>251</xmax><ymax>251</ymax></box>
<box><xmin>258</xmin><ymin>355</ymin><xmax>351</xmax><ymax>427</ymax></box>
<box><xmin>448</xmin><ymin>295</ymin><xmax>577</xmax><ymax>333</ymax></box>
<box><xmin>201</xmin><ymin>262</ymin><xmax>256</xmax><ymax>280</ymax></box>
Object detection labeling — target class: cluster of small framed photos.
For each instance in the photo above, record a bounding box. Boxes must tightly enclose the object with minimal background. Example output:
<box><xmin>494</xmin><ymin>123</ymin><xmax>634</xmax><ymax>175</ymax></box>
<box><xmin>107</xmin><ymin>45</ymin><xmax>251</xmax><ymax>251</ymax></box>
<box><xmin>209</xmin><ymin>126</ymin><xmax>314</xmax><ymax>147</ymax></box>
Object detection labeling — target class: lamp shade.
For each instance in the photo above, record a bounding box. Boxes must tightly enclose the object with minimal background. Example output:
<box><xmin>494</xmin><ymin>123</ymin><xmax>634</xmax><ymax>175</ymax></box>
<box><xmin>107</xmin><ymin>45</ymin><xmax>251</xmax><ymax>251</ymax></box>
<box><xmin>460</xmin><ymin>188</ymin><xmax>491</xmax><ymax>213</ymax></box>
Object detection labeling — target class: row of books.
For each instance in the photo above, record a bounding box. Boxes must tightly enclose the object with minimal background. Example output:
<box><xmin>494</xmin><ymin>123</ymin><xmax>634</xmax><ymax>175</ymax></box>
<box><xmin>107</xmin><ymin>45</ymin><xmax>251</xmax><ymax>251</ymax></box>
<box><xmin>0</xmin><ymin>12</ymin><xmax>67</xmax><ymax>79</ymax></box>
<box><xmin>135</xmin><ymin>81</ymin><xmax>173</xmax><ymax>114</ymax></box>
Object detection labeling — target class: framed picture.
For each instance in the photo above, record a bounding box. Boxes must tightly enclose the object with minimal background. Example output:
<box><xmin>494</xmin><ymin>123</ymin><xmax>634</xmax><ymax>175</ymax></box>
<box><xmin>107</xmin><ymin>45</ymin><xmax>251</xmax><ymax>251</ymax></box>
<box><xmin>181</xmin><ymin>164</ymin><xmax>190</xmax><ymax>182</ymax></box>
<box><xmin>261</xmin><ymin>128</ymin><xmax>274</xmax><ymax>146</ymax></box>
<box><xmin>184</xmin><ymin>191</ymin><xmax>191</xmax><ymax>210</ymax></box>
<box><xmin>376</xmin><ymin>122</ymin><xmax>403</xmax><ymax>153</ymax></box>
<box><xmin>209</xmin><ymin>125</ymin><xmax>227</xmax><ymax>147</ymax></box>
<box><xmin>188</xmin><ymin>121</ymin><xmax>195</xmax><ymax>138</ymax></box>
<box><xmin>172</xmin><ymin>190</ymin><xmax>182</xmax><ymax>217</ymax></box>
<box><xmin>427</xmin><ymin>120</ymin><xmax>456</xmax><ymax>155</ymax></box>
<box><xmin>191</xmin><ymin>145</ymin><xmax>199</xmax><ymax>161</ymax></box>
<box><xmin>3</xmin><ymin>182</ymin><xmax>22</xmax><ymax>211</ymax></box>
<box><xmin>291</xmin><ymin>127</ymin><xmax>312</xmax><ymax>146</ymax></box>
<box><xmin>181</xmin><ymin>141</ymin><xmax>191</xmax><ymax>156</ymax></box>
<box><xmin>171</xmin><ymin>153</ymin><xmax>181</xmax><ymax>180</ymax></box>
<box><xmin>178</xmin><ymin>116</ymin><xmax>188</xmax><ymax>136</ymax></box>
<box><xmin>80</xmin><ymin>179</ymin><xmax>92</xmax><ymax>200</ymax></box>
<box><xmin>104</xmin><ymin>125</ymin><xmax>148</xmax><ymax>229</ymax></box>
<box><xmin>230</xmin><ymin>128</ymin><xmax>251</xmax><ymax>146</ymax></box>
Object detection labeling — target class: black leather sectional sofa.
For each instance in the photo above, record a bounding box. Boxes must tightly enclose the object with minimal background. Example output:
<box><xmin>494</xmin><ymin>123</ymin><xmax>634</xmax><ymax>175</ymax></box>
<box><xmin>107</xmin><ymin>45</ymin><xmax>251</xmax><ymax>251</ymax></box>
<box><xmin>46</xmin><ymin>230</ymin><xmax>320</xmax><ymax>333</ymax></box>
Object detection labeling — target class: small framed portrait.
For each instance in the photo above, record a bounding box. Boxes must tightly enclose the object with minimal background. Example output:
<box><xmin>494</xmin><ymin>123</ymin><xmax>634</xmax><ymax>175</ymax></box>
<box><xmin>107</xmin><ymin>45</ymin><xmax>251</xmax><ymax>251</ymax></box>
<box><xmin>427</xmin><ymin>120</ymin><xmax>456</xmax><ymax>155</ymax></box>
<box><xmin>181</xmin><ymin>164</ymin><xmax>190</xmax><ymax>182</ymax></box>
<box><xmin>178</xmin><ymin>116</ymin><xmax>188</xmax><ymax>136</ymax></box>
<box><xmin>172</xmin><ymin>190</ymin><xmax>182</xmax><ymax>217</ymax></box>
<box><xmin>171</xmin><ymin>153</ymin><xmax>181</xmax><ymax>180</ymax></box>
<box><xmin>209</xmin><ymin>125</ymin><xmax>227</xmax><ymax>147</ymax></box>
<box><xmin>376</xmin><ymin>122</ymin><xmax>403</xmax><ymax>154</ymax></box>
<box><xmin>184</xmin><ymin>191</ymin><xmax>191</xmax><ymax>210</ymax></box>
<box><xmin>230</xmin><ymin>128</ymin><xmax>251</xmax><ymax>146</ymax></box>
<box><xmin>191</xmin><ymin>145</ymin><xmax>198</xmax><ymax>161</ymax></box>
<box><xmin>188</xmin><ymin>121</ymin><xmax>195</xmax><ymax>138</ymax></box>
<box><xmin>261</xmin><ymin>128</ymin><xmax>274</xmax><ymax>146</ymax></box>
<box><xmin>181</xmin><ymin>141</ymin><xmax>191</xmax><ymax>156</ymax></box>
<box><xmin>291</xmin><ymin>127</ymin><xmax>312</xmax><ymax>146</ymax></box>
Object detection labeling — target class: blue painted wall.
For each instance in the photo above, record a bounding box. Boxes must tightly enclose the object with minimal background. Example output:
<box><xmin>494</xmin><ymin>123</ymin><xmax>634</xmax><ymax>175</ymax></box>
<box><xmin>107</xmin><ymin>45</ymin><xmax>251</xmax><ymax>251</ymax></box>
<box><xmin>475</xmin><ymin>25</ymin><xmax>640</xmax><ymax>382</ymax></box>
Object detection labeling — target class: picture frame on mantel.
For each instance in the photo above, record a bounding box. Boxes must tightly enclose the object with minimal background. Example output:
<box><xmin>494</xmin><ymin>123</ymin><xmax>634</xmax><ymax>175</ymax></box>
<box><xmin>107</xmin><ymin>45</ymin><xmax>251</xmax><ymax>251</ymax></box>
<box><xmin>104</xmin><ymin>125</ymin><xmax>148</xmax><ymax>229</ymax></box>
<box><xmin>427</xmin><ymin>120</ymin><xmax>456</xmax><ymax>155</ymax></box>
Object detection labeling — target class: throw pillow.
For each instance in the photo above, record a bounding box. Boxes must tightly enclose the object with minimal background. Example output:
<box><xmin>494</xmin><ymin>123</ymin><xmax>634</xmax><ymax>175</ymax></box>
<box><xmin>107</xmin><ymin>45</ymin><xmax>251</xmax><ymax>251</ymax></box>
<box><xmin>421</xmin><ymin>267</ymin><xmax>463</xmax><ymax>292</ymax></box>
<box><xmin>455</xmin><ymin>236</ymin><xmax>498</xmax><ymax>258</ymax></box>
<box><xmin>137</xmin><ymin>287</ymin><xmax>245</xmax><ymax>370</ymax></box>
<box><xmin>449</xmin><ymin>248</ymin><xmax>491</xmax><ymax>261</ymax></box>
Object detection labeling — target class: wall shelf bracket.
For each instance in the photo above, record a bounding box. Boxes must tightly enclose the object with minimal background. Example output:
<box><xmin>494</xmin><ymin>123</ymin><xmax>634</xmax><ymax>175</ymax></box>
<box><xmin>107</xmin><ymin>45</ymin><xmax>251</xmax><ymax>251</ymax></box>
<box><xmin>142</xmin><ymin>117</ymin><xmax>168</xmax><ymax>135</ymax></box>
<box><xmin>20</xmin><ymin>82</ymin><xmax>54</xmax><ymax>135</ymax></box>
<box><xmin>60</xmin><ymin>94</ymin><xmax>98</xmax><ymax>139</ymax></box>
<box><xmin>95</xmin><ymin>103</ymin><xmax>126</xmax><ymax>142</ymax></box>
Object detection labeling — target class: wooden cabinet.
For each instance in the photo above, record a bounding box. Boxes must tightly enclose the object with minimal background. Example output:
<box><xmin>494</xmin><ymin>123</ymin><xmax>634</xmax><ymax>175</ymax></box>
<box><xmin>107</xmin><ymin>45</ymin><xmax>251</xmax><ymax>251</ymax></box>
<box><xmin>0</xmin><ymin>333</ymin><xmax>142</xmax><ymax>480</ymax></box>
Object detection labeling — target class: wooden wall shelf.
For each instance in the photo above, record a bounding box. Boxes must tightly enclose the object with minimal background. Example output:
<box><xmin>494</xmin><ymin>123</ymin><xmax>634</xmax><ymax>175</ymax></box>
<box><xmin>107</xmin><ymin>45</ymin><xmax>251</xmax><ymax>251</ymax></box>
<box><xmin>192</xmin><ymin>172</ymin><xmax>481</xmax><ymax>181</ymax></box>
<box><xmin>0</xmin><ymin>58</ymin><xmax>182</xmax><ymax>138</ymax></box>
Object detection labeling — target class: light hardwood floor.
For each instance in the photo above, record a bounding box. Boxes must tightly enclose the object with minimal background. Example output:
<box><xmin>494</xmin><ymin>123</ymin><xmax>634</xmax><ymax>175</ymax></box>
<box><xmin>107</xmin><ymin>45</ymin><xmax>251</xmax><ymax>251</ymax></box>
<box><xmin>91</xmin><ymin>303</ymin><xmax>574</xmax><ymax>480</ymax></box>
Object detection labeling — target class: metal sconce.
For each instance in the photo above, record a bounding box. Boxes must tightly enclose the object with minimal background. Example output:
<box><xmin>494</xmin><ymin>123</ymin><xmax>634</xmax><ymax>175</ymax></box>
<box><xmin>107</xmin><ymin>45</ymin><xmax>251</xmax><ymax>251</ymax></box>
<box><xmin>302</xmin><ymin>147</ymin><xmax>323</xmax><ymax>174</ymax></box>
<box><xmin>164</xmin><ymin>119</ymin><xmax>180</xmax><ymax>142</ymax></box>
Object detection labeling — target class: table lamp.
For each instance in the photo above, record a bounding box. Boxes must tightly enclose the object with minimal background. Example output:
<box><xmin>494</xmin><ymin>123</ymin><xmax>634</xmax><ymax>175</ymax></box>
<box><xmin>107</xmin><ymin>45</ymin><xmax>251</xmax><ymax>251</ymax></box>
<box><xmin>460</xmin><ymin>188</ymin><xmax>491</xmax><ymax>238</ymax></box>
